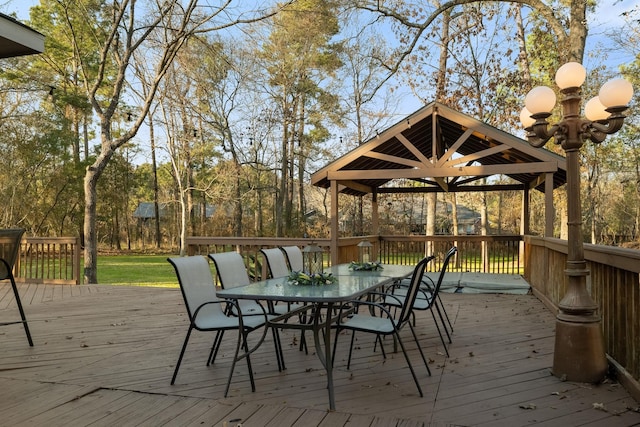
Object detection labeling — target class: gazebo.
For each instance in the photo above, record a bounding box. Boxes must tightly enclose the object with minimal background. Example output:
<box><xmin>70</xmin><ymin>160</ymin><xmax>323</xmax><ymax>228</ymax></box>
<box><xmin>311</xmin><ymin>102</ymin><xmax>568</xmax><ymax>264</ymax></box>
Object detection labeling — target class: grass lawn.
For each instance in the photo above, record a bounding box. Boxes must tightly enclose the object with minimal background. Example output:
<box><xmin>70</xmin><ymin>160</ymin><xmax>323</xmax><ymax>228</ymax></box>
<box><xmin>97</xmin><ymin>254</ymin><xmax>179</xmax><ymax>287</ymax></box>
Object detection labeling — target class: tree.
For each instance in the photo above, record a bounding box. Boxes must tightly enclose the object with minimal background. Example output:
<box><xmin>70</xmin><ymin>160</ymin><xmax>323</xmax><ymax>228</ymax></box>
<box><xmin>31</xmin><ymin>0</ymin><xmax>289</xmax><ymax>282</ymax></box>
<box><xmin>356</xmin><ymin>0</ymin><xmax>589</xmax><ymax>70</ymax></box>
<box><xmin>259</xmin><ymin>0</ymin><xmax>343</xmax><ymax>237</ymax></box>
<box><xmin>0</xmin><ymin>59</ymin><xmax>84</xmax><ymax>236</ymax></box>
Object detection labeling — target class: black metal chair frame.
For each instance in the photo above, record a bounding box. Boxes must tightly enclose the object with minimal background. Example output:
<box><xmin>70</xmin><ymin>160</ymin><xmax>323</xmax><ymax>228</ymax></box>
<box><xmin>260</xmin><ymin>247</ymin><xmax>311</xmax><ymax>353</ymax></box>
<box><xmin>387</xmin><ymin>247</ymin><xmax>458</xmax><ymax>357</ymax></box>
<box><xmin>208</xmin><ymin>252</ymin><xmax>286</xmax><ymax>371</ymax></box>
<box><xmin>168</xmin><ymin>256</ymin><xmax>282</xmax><ymax>396</ymax></box>
<box><xmin>0</xmin><ymin>228</ymin><xmax>33</xmax><ymax>346</ymax></box>
<box><xmin>332</xmin><ymin>256</ymin><xmax>433</xmax><ymax>397</ymax></box>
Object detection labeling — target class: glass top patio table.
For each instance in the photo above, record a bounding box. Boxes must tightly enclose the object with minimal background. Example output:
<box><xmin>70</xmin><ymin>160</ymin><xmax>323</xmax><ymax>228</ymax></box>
<box><xmin>325</xmin><ymin>263</ymin><xmax>416</xmax><ymax>280</ymax></box>
<box><xmin>215</xmin><ymin>263</ymin><xmax>414</xmax><ymax>410</ymax></box>
<box><xmin>217</xmin><ymin>263</ymin><xmax>413</xmax><ymax>303</ymax></box>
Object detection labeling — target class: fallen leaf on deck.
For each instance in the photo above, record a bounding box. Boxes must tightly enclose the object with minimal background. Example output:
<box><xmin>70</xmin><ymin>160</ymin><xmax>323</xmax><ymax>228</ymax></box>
<box><xmin>593</xmin><ymin>402</ymin><xmax>607</xmax><ymax>412</ymax></box>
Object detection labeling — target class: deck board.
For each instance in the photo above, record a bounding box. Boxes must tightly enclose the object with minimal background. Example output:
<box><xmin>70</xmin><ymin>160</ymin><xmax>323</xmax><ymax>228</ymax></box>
<box><xmin>0</xmin><ymin>282</ymin><xmax>638</xmax><ymax>426</ymax></box>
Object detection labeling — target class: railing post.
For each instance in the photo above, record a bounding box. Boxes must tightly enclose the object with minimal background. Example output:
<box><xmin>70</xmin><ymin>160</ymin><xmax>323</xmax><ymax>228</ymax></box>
<box><xmin>74</xmin><ymin>237</ymin><xmax>81</xmax><ymax>285</ymax></box>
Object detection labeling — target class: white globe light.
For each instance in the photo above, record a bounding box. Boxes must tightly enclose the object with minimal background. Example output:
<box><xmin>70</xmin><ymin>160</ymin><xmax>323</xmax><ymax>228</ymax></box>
<box><xmin>599</xmin><ymin>78</ymin><xmax>634</xmax><ymax>108</ymax></box>
<box><xmin>525</xmin><ymin>86</ymin><xmax>556</xmax><ymax>114</ymax></box>
<box><xmin>584</xmin><ymin>96</ymin><xmax>609</xmax><ymax>121</ymax></box>
<box><xmin>520</xmin><ymin>107</ymin><xmax>535</xmax><ymax>128</ymax></box>
<box><xmin>555</xmin><ymin>62</ymin><xmax>587</xmax><ymax>89</ymax></box>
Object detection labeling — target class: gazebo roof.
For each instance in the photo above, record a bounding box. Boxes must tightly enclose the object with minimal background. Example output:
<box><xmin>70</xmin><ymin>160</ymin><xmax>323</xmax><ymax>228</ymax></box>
<box><xmin>311</xmin><ymin>102</ymin><xmax>567</xmax><ymax>197</ymax></box>
<box><xmin>0</xmin><ymin>13</ymin><xmax>44</xmax><ymax>58</ymax></box>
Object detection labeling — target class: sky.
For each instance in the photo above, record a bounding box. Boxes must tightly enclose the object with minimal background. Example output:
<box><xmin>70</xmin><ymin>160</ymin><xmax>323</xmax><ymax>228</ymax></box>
<box><xmin>4</xmin><ymin>0</ymin><xmax>638</xmax><ymax>87</ymax></box>
<box><xmin>5</xmin><ymin>0</ymin><xmax>639</xmax><ymax>56</ymax></box>
<box><xmin>2</xmin><ymin>0</ymin><xmax>638</xmax><ymax>136</ymax></box>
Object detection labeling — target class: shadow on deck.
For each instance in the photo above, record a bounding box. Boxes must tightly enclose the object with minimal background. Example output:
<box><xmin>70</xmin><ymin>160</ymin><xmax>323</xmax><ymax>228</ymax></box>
<box><xmin>0</xmin><ymin>282</ymin><xmax>638</xmax><ymax>426</ymax></box>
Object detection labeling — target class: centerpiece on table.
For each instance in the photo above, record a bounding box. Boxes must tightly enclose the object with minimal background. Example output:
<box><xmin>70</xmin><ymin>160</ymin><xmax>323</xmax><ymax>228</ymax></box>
<box><xmin>287</xmin><ymin>242</ymin><xmax>337</xmax><ymax>286</ymax></box>
<box><xmin>348</xmin><ymin>260</ymin><xmax>384</xmax><ymax>271</ymax></box>
<box><xmin>348</xmin><ymin>239</ymin><xmax>383</xmax><ymax>271</ymax></box>
<box><xmin>287</xmin><ymin>270</ymin><xmax>337</xmax><ymax>286</ymax></box>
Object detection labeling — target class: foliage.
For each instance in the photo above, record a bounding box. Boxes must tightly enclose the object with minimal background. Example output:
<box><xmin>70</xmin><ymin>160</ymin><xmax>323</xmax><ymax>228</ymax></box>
<box><xmin>258</xmin><ymin>0</ymin><xmax>343</xmax><ymax>236</ymax></box>
<box><xmin>348</xmin><ymin>260</ymin><xmax>383</xmax><ymax>271</ymax></box>
<box><xmin>287</xmin><ymin>270</ymin><xmax>337</xmax><ymax>286</ymax></box>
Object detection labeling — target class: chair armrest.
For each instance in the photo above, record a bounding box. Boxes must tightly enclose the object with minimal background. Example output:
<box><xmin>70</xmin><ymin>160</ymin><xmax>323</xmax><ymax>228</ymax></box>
<box><xmin>338</xmin><ymin>299</ymin><xmax>399</xmax><ymax>328</ymax></box>
<box><xmin>381</xmin><ymin>285</ymin><xmax>430</xmax><ymax>302</ymax></box>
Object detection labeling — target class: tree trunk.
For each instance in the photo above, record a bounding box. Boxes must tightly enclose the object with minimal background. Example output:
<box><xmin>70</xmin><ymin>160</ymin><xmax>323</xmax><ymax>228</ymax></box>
<box><xmin>149</xmin><ymin>114</ymin><xmax>162</xmax><ymax>248</ymax></box>
<box><xmin>233</xmin><ymin>169</ymin><xmax>243</xmax><ymax>236</ymax></box>
<box><xmin>83</xmin><ymin>158</ymin><xmax>108</xmax><ymax>284</ymax></box>
<box><xmin>426</xmin><ymin>7</ymin><xmax>451</xmax><ymax>256</ymax></box>
<box><xmin>515</xmin><ymin>5</ymin><xmax>531</xmax><ymax>88</ymax></box>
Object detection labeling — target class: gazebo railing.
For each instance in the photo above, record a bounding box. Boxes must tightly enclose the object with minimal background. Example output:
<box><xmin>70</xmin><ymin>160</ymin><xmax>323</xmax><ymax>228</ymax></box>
<box><xmin>376</xmin><ymin>234</ymin><xmax>523</xmax><ymax>274</ymax></box>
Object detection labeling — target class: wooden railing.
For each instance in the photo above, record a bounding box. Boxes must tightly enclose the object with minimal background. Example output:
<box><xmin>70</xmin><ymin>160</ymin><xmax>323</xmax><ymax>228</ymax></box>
<box><xmin>185</xmin><ymin>234</ymin><xmax>523</xmax><ymax>282</ymax></box>
<box><xmin>376</xmin><ymin>235</ymin><xmax>523</xmax><ymax>274</ymax></box>
<box><xmin>14</xmin><ymin>237</ymin><xmax>81</xmax><ymax>285</ymax></box>
<box><xmin>524</xmin><ymin>236</ymin><xmax>640</xmax><ymax>384</ymax></box>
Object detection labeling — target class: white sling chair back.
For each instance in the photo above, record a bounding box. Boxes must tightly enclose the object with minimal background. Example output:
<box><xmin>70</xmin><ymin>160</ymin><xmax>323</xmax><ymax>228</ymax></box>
<box><xmin>260</xmin><ymin>248</ymin><xmax>290</xmax><ymax>278</ymax></box>
<box><xmin>280</xmin><ymin>246</ymin><xmax>303</xmax><ymax>271</ymax></box>
<box><xmin>208</xmin><ymin>251</ymin><xmax>262</xmax><ymax>315</ymax></box>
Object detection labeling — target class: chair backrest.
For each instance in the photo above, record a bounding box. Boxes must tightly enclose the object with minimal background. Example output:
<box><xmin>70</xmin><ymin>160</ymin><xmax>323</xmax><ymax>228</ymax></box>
<box><xmin>260</xmin><ymin>248</ymin><xmax>290</xmax><ymax>278</ymax></box>
<box><xmin>281</xmin><ymin>246</ymin><xmax>303</xmax><ymax>271</ymax></box>
<box><xmin>168</xmin><ymin>256</ymin><xmax>221</xmax><ymax>320</ymax></box>
<box><xmin>433</xmin><ymin>247</ymin><xmax>457</xmax><ymax>294</ymax></box>
<box><xmin>0</xmin><ymin>228</ymin><xmax>25</xmax><ymax>281</ymax></box>
<box><xmin>208</xmin><ymin>251</ymin><xmax>251</xmax><ymax>289</ymax></box>
<box><xmin>397</xmin><ymin>256</ymin><xmax>433</xmax><ymax>325</ymax></box>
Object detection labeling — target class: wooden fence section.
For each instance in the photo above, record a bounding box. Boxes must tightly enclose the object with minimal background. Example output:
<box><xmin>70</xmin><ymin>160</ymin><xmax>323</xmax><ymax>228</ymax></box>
<box><xmin>186</xmin><ymin>234</ymin><xmax>523</xmax><ymax>276</ymax></box>
<box><xmin>524</xmin><ymin>236</ymin><xmax>640</xmax><ymax>384</ymax></box>
<box><xmin>15</xmin><ymin>237</ymin><xmax>81</xmax><ymax>285</ymax></box>
<box><xmin>377</xmin><ymin>234</ymin><xmax>523</xmax><ymax>274</ymax></box>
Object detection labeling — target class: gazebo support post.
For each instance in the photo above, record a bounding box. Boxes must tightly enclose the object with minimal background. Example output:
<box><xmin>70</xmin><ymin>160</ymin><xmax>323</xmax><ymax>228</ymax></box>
<box><xmin>330</xmin><ymin>180</ymin><xmax>339</xmax><ymax>265</ymax></box>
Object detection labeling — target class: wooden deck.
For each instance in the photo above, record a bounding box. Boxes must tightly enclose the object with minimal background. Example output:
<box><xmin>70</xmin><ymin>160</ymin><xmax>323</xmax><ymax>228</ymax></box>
<box><xmin>1</xmin><ymin>282</ymin><xmax>638</xmax><ymax>426</ymax></box>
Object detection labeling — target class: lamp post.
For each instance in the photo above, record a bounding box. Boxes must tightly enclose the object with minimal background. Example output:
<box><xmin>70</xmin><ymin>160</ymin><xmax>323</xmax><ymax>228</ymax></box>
<box><xmin>520</xmin><ymin>62</ymin><xmax>633</xmax><ymax>383</ymax></box>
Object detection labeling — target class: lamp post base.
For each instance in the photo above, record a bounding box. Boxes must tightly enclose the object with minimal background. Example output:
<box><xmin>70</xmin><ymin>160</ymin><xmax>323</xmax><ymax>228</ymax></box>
<box><xmin>552</xmin><ymin>316</ymin><xmax>607</xmax><ymax>383</ymax></box>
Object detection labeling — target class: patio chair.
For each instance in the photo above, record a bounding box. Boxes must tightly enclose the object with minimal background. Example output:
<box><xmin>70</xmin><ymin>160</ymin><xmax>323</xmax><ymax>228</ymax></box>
<box><xmin>208</xmin><ymin>251</ymin><xmax>285</xmax><ymax>369</ymax></box>
<box><xmin>260</xmin><ymin>248</ymin><xmax>291</xmax><ymax>279</ymax></box>
<box><xmin>259</xmin><ymin>247</ymin><xmax>306</xmax><ymax>315</ymax></box>
<box><xmin>281</xmin><ymin>245</ymin><xmax>303</xmax><ymax>271</ymax></box>
<box><xmin>260</xmin><ymin>247</ymin><xmax>309</xmax><ymax>351</ymax></box>
<box><xmin>167</xmin><ymin>255</ymin><xmax>283</xmax><ymax>396</ymax></box>
<box><xmin>386</xmin><ymin>247</ymin><xmax>457</xmax><ymax>357</ymax></box>
<box><xmin>332</xmin><ymin>256</ymin><xmax>433</xmax><ymax>397</ymax></box>
<box><xmin>208</xmin><ymin>251</ymin><xmax>265</xmax><ymax>316</ymax></box>
<box><xmin>0</xmin><ymin>228</ymin><xmax>33</xmax><ymax>346</ymax></box>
